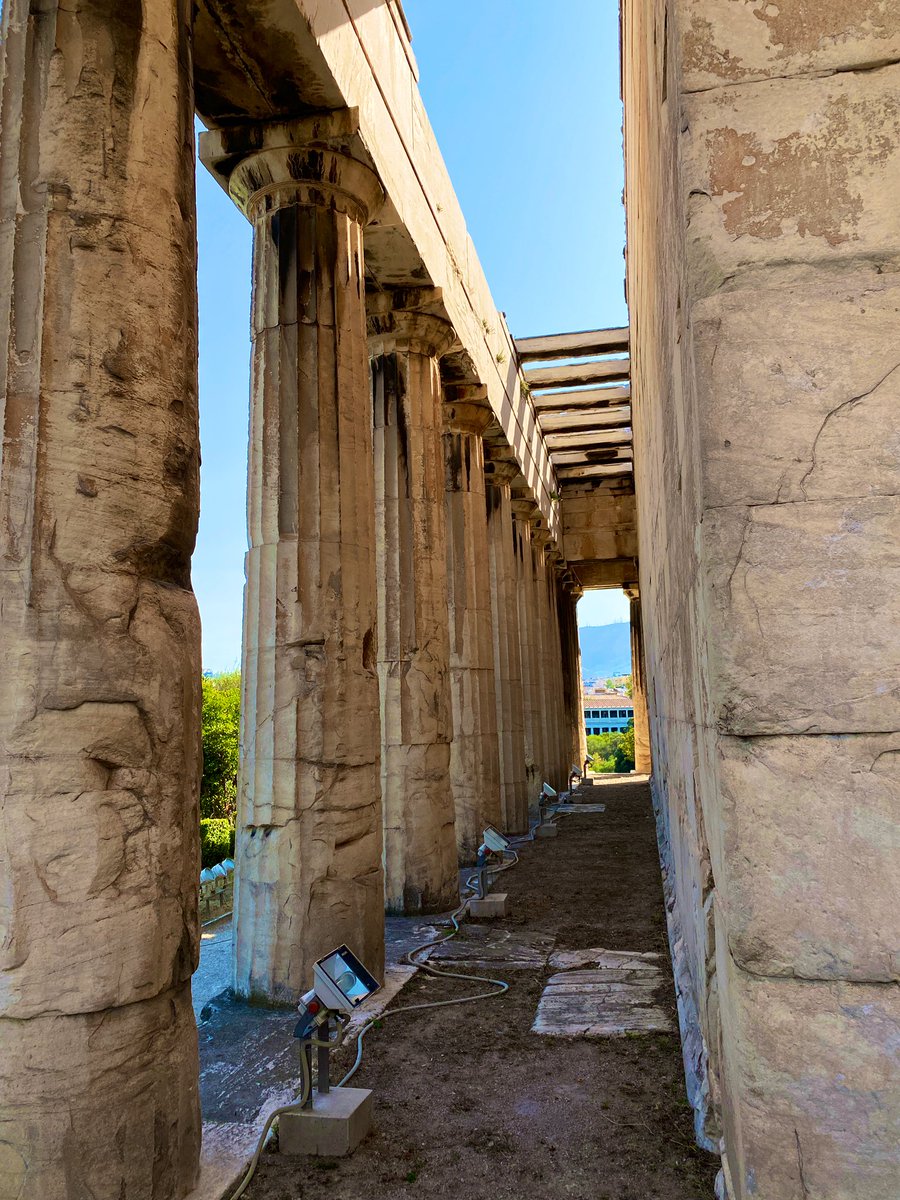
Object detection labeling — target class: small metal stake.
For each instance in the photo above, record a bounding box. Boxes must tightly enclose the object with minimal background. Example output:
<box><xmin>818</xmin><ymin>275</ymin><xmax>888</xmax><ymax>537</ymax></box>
<box><xmin>301</xmin><ymin>1039</ymin><xmax>314</xmax><ymax>1109</ymax></box>
<box><xmin>317</xmin><ymin>1017</ymin><xmax>331</xmax><ymax>1095</ymax></box>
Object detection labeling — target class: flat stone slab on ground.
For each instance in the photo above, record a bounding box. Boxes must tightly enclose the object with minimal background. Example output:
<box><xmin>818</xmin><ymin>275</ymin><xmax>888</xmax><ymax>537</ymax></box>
<box><xmin>426</xmin><ymin>924</ymin><xmax>553</xmax><ymax>969</ymax></box>
<box><xmin>548</xmin><ymin>947</ymin><xmax>662</xmax><ymax>971</ymax></box>
<box><xmin>555</xmin><ymin>803</ymin><xmax>606</xmax><ymax>813</ymax></box>
<box><xmin>533</xmin><ymin>950</ymin><xmax>675</xmax><ymax>1039</ymax></box>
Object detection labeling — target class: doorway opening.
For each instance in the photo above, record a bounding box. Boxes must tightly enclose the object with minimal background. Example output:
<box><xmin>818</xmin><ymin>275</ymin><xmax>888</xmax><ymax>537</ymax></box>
<box><xmin>577</xmin><ymin>587</ymin><xmax>638</xmax><ymax>774</ymax></box>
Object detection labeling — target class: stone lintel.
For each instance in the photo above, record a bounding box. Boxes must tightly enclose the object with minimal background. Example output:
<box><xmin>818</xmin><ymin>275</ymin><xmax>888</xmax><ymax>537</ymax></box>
<box><xmin>445</xmin><ymin>382</ymin><xmax>489</xmax><ymax>404</ymax></box>
<box><xmin>367</xmin><ymin>286</ymin><xmax>444</xmax><ymax>317</ymax></box>
<box><xmin>198</xmin><ymin>109</ymin><xmax>384</xmax><ymax>224</ymax></box>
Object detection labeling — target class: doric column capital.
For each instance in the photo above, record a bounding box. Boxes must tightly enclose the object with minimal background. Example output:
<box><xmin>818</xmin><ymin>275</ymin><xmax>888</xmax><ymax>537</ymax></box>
<box><xmin>510</xmin><ymin>497</ymin><xmax>540</xmax><ymax>526</ymax></box>
<box><xmin>368</xmin><ymin>309</ymin><xmax>457</xmax><ymax>360</ymax></box>
<box><xmin>484</xmin><ymin>457</ymin><xmax>520</xmax><ymax>488</ymax></box>
<box><xmin>443</xmin><ymin>399</ymin><xmax>493</xmax><ymax>436</ymax></box>
<box><xmin>199</xmin><ymin>110</ymin><xmax>385</xmax><ymax>224</ymax></box>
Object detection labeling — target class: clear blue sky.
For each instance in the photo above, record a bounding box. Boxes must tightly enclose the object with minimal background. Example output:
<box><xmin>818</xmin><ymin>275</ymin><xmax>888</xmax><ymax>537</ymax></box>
<box><xmin>193</xmin><ymin>0</ymin><xmax>627</xmax><ymax>670</ymax></box>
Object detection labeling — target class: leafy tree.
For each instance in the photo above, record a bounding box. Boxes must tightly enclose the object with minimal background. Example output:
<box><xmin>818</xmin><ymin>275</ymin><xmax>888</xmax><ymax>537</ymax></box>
<box><xmin>200</xmin><ymin>818</ymin><xmax>236</xmax><ymax>868</ymax></box>
<box><xmin>586</xmin><ymin>731</ymin><xmax>625</xmax><ymax>773</ymax></box>
<box><xmin>586</xmin><ymin>731</ymin><xmax>623</xmax><ymax>761</ymax></box>
<box><xmin>613</xmin><ymin>720</ymin><xmax>636</xmax><ymax>772</ymax></box>
<box><xmin>201</xmin><ymin>671</ymin><xmax>241</xmax><ymax>820</ymax></box>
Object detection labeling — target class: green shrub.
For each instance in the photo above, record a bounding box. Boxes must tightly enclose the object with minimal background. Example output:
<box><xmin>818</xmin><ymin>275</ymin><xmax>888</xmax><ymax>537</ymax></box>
<box><xmin>201</xmin><ymin>670</ymin><xmax>241</xmax><ymax>820</ymax></box>
<box><xmin>200</xmin><ymin>817</ymin><xmax>235</xmax><ymax>869</ymax></box>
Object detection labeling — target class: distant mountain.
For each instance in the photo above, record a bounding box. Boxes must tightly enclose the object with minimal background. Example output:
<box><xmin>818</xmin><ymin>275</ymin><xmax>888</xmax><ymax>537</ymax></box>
<box><xmin>578</xmin><ymin>622</ymin><xmax>632</xmax><ymax>683</ymax></box>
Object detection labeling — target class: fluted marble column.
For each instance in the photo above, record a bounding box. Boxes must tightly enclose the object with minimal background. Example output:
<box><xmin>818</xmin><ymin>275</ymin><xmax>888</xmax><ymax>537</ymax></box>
<box><xmin>0</xmin><ymin>3</ymin><xmax>201</xmax><ymax>1195</ymax></box>
<box><xmin>443</xmin><ymin>391</ymin><xmax>502</xmax><ymax>861</ymax></box>
<box><xmin>559</xmin><ymin>578</ymin><xmax>586</xmax><ymax>772</ymax></box>
<box><xmin>202</xmin><ymin>116</ymin><xmax>386</xmax><ymax>1002</ymax></box>
<box><xmin>511</xmin><ymin>500</ymin><xmax>546</xmax><ymax>812</ymax></box>
<box><xmin>626</xmin><ymin>585</ymin><xmax>653</xmax><ymax>774</ymax></box>
<box><xmin>545</xmin><ymin>554</ymin><xmax>568</xmax><ymax>789</ymax></box>
<box><xmin>546</xmin><ymin>557</ymin><xmax>566</xmax><ymax>789</ymax></box>
<box><xmin>371</xmin><ymin>307</ymin><xmax>459</xmax><ymax>913</ymax></box>
<box><xmin>532</xmin><ymin>529</ymin><xmax>559</xmax><ymax>790</ymax></box>
<box><xmin>485</xmin><ymin>460</ymin><xmax>529</xmax><ymax>832</ymax></box>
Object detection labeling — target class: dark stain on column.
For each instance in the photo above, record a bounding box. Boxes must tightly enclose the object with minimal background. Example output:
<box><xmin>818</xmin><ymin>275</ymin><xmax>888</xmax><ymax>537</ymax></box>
<box><xmin>445</xmin><ymin>431</ymin><xmax>463</xmax><ymax>492</ymax></box>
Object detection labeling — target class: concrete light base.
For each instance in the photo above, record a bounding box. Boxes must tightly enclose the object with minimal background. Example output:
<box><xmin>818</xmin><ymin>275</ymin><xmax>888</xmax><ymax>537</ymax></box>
<box><xmin>279</xmin><ymin>1088</ymin><xmax>373</xmax><ymax>1157</ymax></box>
<box><xmin>469</xmin><ymin>893</ymin><xmax>509</xmax><ymax>919</ymax></box>
<box><xmin>536</xmin><ymin>823</ymin><xmax>558</xmax><ymax>839</ymax></box>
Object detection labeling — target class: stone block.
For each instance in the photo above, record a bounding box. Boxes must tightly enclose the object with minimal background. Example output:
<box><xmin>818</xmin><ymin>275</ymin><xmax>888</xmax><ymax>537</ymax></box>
<box><xmin>0</xmin><ymin>982</ymin><xmax>200</xmax><ymax>1200</ymax></box>
<box><xmin>692</xmin><ymin>272</ymin><xmax>900</xmax><ymax>510</ymax></box>
<box><xmin>704</xmin><ymin>496</ymin><xmax>900</xmax><ymax>735</ymax></box>
<box><xmin>536</xmin><ymin>823</ymin><xmax>558</xmax><ymax>838</ymax></box>
<box><xmin>719</xmin><ymin>948</ymin><xmax>900</xmax><ymax>1200</ymax></box>
<box><xmin>718</xmin><ymin>733</ymin><xmax>900</xmax><ymax>981</ymax></box>
<box><xmin>279</xmin><ymin>1088</ymin><xmax>373</xmax><ymax>1157</ymax></box>
<box><xmin>682</xmin><ymin>67</ymin><xmax>900</xmax><ymax>297</ymax></box>
<box><xmin>2</xmin><ymin>690</ymin><xmax>200</xmax><ymax>1018</ymax></box>
<box><xmin>469</xmin><ymin>893</ymin><xmax>509</xmax><ymax>919</ymax></box>
<box><xmin>679</xmin><ymin>0</ymin><xmax>900</xmax><ymax>91</ymax></box>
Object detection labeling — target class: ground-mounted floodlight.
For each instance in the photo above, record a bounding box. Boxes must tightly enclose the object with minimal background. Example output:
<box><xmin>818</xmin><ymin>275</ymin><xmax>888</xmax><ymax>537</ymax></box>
<box><xmin>469</xmin><ymin>826</ymin><xmax>512</xmax><ymax>919</ymax></box>
<box><xmin>539</xmin><ymin>781</ymin><xmax>558</xmax><ymax>820</ymax></box>
<box><xmin>475</xmin><ymin>826</ymin><xmax>511</xmax><ymax>899</ymax></box>
<box><xmin>569</xmin><ymin>763</ymin><xmax>583</xmax><ymax>791</ymax></box>
<box><xmin>293</xmin><ymin>946</ymin><xmax>380</xmax><ymax>1116</ymax></box>
<box><xmin>535</xmin><ymin>782</ymin><xmax>560</xmax><ymax>839</ymax></box>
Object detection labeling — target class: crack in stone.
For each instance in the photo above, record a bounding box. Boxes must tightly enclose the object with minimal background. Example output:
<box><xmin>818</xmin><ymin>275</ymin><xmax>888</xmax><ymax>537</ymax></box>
<box><xmin>682</xmin><ymin>57</ymin><xmax>900</xmax><ymax>96</ymax></box>
<box><xmin>799</xmin><ymin>360</ymin><xmax>900</xmax><ymax>499</ymax></box>
<box><xmin>795</xmin><ymin>1128</ymin><xmax>810</xmax><ymax>1199</ymax></box>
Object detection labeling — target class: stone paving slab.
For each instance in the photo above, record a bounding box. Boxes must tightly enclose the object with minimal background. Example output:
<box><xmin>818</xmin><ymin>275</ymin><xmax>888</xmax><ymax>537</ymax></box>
<box><xmin>425</xmin><ymin>924</ymin><xmax>554</xmax><ymax>970</ymax></box>
<box><xmin>548</xmin><ymin>947</ymin><xmax>662</xmax><ymax>970</ymax></box>
<box><xmin>555</xmin><ymin>802</ymin><xmax>607</xmax><ymax>813</ymax></box>
<box><xmin>532</xmin><ymin>947</ymin><xmax>675</xmax><ymax>1039</ymax></box>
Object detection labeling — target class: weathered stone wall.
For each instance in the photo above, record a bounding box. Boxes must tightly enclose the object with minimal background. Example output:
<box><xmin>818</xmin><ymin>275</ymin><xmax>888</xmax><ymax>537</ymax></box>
<box><xmin>623</xmin><ymin>1</ymin><xmax>900</xmax><ymax>1196</ymax></box>
<box><xmin>0</xmin><ymin>2</ymin><xmax>202</xmax><ymax>1195</ymax></box>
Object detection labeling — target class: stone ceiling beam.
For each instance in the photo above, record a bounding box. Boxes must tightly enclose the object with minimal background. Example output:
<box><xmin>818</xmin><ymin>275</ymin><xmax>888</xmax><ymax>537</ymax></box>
<box><xmin>515</xmin><ymin>327</ymin><xmax>630</xmax><ymax>361</ymax></box>
<box><xmin>532</xmin><ymin>385</ymin><xmax>631</xmax><ymax>412</ymax></box>
<box><xmin>544</xmin><ymin>428</ymin><xmax>633</xmax><ymax>451</ymax></box>
<box><xmin>524</xmin><ymin>358</ymin><xmax>631</xmax><ymax>391</ymax></box>
<box><xmin>538</xmin><ymin>405</ymin><xmax>632</xmax><ymax>432</ymax></box>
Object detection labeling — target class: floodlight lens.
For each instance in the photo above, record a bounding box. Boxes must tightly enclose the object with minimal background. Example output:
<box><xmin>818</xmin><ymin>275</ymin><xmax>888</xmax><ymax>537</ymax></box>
<box><xmin>335</xmin><ymin>968</ymin><xmax>369</xmax><ymax>1001</ymax></box>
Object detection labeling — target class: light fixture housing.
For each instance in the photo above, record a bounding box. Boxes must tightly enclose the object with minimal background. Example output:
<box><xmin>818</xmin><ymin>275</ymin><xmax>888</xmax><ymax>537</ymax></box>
<box><xmin>482</xmin><ymin>825</ymin><xmax>510</xmax><ymax>853</ymax></box>
<box><xmin>541</xmin><ymin>782</ymin><xmax>558</xmax><ymax>800</ymax></box>
<box><xmin>313</xmin><ymin>945</ymin><xmax>380</xmax><ymax>1014</ymax></box>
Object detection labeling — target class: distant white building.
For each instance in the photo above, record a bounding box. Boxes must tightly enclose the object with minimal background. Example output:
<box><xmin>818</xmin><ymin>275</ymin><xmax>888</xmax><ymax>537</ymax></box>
<box><xmin>583</xmin><ymin>690</ymin><xmax>633</xmax><ymax>735</ymax></box>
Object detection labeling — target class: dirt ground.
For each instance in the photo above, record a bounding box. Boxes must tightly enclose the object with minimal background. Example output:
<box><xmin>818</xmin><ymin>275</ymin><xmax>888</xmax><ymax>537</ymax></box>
<box><xmin>242</xmin><ymin>778</ymin><xmax>720</xmax><ymax>1200</ymax></box>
